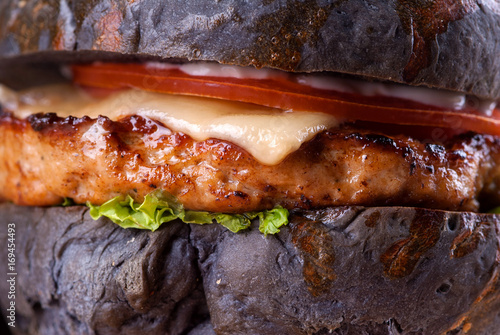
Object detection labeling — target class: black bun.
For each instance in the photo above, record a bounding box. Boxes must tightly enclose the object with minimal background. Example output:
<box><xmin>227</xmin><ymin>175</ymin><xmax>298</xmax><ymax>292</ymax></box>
<box><xmin>0</xmin><ymin>0</ymin><xmax>500</xmax><ymax>99</ymax></box>
<box><xmin>1</xmin><ymin>204</ymin><xmax>499</xmax><ymax>334</ymax></box>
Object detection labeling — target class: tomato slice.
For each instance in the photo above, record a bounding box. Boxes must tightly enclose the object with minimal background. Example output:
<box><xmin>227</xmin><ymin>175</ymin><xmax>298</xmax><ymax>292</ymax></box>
<box><xmin>71</xmin><ymin>63</ymin><xmax>500</xmax><ymax>136</ymax></box>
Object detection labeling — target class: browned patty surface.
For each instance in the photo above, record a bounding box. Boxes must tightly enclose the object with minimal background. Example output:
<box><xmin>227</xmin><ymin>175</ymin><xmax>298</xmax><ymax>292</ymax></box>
<box><xmin>1</xmin><ymin>111</ymin><xmax>500</xmax><ymax>213</ymax></box>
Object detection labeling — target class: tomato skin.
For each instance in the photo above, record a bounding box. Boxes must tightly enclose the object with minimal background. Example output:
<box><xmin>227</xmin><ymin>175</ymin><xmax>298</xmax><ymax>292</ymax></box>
<box><xmin>72</xmin><ymin>63</ymin><xmax>500</xmax><ymax>136</ymax></box>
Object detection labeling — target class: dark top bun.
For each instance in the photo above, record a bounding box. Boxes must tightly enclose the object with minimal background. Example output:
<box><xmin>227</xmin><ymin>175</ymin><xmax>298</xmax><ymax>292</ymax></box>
<box><xmin>0</xmin><ymin>0</ymin><xmax>499</xmax><ymax>99</ymax></box>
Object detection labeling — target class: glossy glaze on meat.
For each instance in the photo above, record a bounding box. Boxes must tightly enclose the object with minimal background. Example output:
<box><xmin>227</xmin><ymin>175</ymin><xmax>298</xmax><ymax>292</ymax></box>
<box><xmin>1</xmin><ymin>111</ymin><xmax>500</xmax><ymax>213</ymax></box>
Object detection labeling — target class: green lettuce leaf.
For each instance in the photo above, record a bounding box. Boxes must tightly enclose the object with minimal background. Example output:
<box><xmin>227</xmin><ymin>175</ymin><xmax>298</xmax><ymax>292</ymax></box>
<box><xmin>87</xmin><ymin>189</ymin><xmax>289</xmax><ymax>234</ymax></box>
<box><xmin>61</xmin><ymin>197</ymin><xmax>74</xmax><ymax>207</ymax></box>
<box><xmin>489</xmin><ymin>207</ymin><xmax>500</xmax><ymax>214</ymax></box>
<box><xmin>257</xmin><ymin>207</ymin><xmax>290</xmax><ymax>235</ymax></box>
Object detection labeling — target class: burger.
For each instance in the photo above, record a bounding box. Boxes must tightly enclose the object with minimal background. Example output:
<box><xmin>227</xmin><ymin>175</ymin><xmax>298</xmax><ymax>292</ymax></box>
<box><xmin>1</xmin><ymin>0</ymin><xmax>500</xmax><ymax>334</ymax></box>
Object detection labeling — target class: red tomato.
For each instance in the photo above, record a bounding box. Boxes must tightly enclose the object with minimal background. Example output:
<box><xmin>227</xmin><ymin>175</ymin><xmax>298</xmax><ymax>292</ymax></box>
<box><xmin>72</xmin><ymin>63</ymin><xmax>500</xmax><ymax>136</ymax></box>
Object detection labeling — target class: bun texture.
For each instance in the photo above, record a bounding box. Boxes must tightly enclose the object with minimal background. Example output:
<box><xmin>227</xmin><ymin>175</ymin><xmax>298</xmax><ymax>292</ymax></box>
<box><xmin>1</xmin><ymin>204</ymin><xmax>499</xmax><ymax>334</ymax></box>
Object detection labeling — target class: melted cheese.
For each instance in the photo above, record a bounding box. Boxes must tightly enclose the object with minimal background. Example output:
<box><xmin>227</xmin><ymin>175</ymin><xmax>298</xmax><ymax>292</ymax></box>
<box><xmin>0</xmin><ymin>84</ymin><xmax>338</xmax><ymax>165</ymax></box>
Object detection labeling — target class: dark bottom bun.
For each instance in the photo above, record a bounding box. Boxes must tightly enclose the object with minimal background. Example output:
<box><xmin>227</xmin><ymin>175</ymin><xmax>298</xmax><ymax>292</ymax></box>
<box><xmin>0</xmin><ymin>204</ymin><xmax>499</xmax><ymax>334</ymax></box>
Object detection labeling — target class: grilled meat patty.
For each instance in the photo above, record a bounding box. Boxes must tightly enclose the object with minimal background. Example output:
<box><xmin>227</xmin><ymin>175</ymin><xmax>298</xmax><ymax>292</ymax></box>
<box><xmin>2</xmin><ymin>109</ymin><xmax>500</xmax><ymax>213</ymax></box>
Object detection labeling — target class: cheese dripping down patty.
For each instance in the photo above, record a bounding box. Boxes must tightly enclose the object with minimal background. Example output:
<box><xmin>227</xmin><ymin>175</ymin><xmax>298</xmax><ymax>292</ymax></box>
<box><xmin>0</xmin><ymin>83</ymin><xmax>339</xmax><ymax>165</ymax></box>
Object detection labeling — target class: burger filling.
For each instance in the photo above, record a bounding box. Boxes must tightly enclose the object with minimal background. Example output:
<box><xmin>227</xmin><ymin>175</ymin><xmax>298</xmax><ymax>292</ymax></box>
<box><xmin>1</xmin><ymin>62</ymin><xmax>499</xmax><ymax>233</ymax></box>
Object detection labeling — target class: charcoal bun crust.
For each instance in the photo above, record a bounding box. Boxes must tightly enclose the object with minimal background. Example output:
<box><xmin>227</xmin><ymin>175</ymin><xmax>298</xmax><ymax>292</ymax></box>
<box><xmin>1</xmin><ymin>203</ymin><xmax>500</xmax><ymax>335</ymax></box>
<box><xmin>0</xmin><ymin>0</ymin><xmax>499</xmax><ymax>99</ymax></box>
